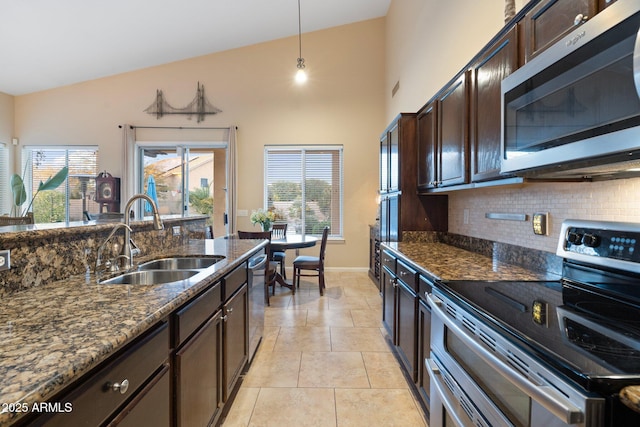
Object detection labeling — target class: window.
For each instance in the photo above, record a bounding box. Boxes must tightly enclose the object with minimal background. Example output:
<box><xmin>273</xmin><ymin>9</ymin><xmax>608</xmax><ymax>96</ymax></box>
<box><xmin>265</xmin><ymin>146</ymin><xmax>343</xmax><ymax>237</ymax></box>
<box><xmin>22</xmin><ymin>147</ymin><xmax>98</xmax><ymax>223</ymax></box>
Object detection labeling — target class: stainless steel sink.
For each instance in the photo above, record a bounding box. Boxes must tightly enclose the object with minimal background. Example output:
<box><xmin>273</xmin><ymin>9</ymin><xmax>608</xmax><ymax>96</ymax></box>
<box><xmin>100</xmin><ymin>269</ymin><xmax>201</xmax><ymax>285</ymax></box>
<box><xmin>137</xmin><ymin>256</ymin><xmax>225</xmax><ymax>271</ymax></box>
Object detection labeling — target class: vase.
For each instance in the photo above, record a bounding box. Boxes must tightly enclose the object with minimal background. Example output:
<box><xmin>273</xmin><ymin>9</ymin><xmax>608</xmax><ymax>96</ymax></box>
<box><xmin>261</xmin><ymin>221</ymin><xmax>272</xmax><ymax>232</ymax></box>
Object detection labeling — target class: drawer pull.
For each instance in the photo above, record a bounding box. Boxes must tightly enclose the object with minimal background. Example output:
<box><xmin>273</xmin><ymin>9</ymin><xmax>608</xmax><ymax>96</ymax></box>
<box><xmin>110</xmin><ymin>379</ymin><xmax>130</xmax><ymax>394</ymax></box>
<box><xmin>227</xmin><ymin>308</ymin><xmax>234</xmax><ymax>314</ymax></box>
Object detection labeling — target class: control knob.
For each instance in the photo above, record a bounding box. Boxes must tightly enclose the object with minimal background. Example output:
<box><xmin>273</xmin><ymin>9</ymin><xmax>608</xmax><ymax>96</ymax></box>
<box><xmin>582</xmin><ymin>234</ymin><xmax>600</xmax><ymax>248</ymax></box>
<box><xmin>567</xmin><ymin>232</ymin><xmax>583</xmax><ymax>245</ymax></box>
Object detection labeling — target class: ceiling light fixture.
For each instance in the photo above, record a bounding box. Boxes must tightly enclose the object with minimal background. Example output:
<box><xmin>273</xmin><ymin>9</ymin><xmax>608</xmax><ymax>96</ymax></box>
<box><xmin>295</xmin><ymin>0</ymin><xmax>307</xmax><ymax>84</ymax></box>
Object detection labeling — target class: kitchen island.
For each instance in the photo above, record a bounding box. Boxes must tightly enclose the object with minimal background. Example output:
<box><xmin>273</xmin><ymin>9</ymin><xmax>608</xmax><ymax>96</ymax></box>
<box><xmin>0</xmin><ymin>222</ymin><xmax>266</xmax><ymax>426</ymax></box>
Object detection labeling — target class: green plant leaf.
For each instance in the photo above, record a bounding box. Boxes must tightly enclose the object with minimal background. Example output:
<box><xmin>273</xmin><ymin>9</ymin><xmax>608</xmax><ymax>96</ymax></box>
<box><xmin>38</xmin><ymin>167</ymin><xmax>68</xmax><ymax>191</ymax></box>
<box><xmin>10</xmin><ymin>174</ymin><xmax>27</xmax><ymax>207</ymax></box>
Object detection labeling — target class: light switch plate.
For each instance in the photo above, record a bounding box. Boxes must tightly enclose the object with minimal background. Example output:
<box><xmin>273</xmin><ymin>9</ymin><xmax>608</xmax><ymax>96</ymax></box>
<box><xmin>0</xmin><ymin>250</ymin><xmax>10</xmax><ymax>271</ymax></box>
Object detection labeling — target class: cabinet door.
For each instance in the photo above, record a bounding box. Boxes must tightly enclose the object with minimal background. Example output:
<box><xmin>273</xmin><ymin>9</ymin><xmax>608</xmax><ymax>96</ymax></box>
<box><xmin>396</xmin><ymin>281</ymin><xmax>417</xmax><ymax>382</ymax></box>
<box><xmin>389</xmin><ymin>124</ymin><xmax>400</xmax><ymax>192</ymax></box>
<box><xmin>224</xmin><ymin>283</ymin><xmax>249</xmax><ymax>400</ymax></box>
<box><xmin>417</xmin><ymin>102</ymin><xmax>438</xmax><ymax>190</ymax></box>
<box><xmin>524</xmin><ymin>0</ymin><xmax>597</xmax><ymax>61</ymax></box>
<box><xmin>380</xmin><ymin>132</ymin><xmax>389</xmax><ymax>192</ymax></box>
<box><xmin>381</xmin><ymin>266</ymin><xmax>396</xmax><ymax>339</ymax></box>
<box><xmin>417</xmin><ymin>299</ymin><xmax>432</xmax><ymax>408</ymax></box>
<box><xmin>470</xmin><ymin>26</ymin><xmax>518</xmax><ymax>182</ymax></box>
<box><xmin>175</xmin><ymin>311</ymin><xmax>222</xmax><ymax>427</ymax></box>
<box><xmin>437</xmin><ymin>73</ymin><xmax>469</xmax><ymax>187</ymax></box>
<box><xmin>108</xmin><ymin>365</ymin><xmax>170</xmax><ymax>427</ymax></box>
<box><xmin>379</xmin><ymin>197</ymin><xmax>389</xmax><ymax>243</ymax></box>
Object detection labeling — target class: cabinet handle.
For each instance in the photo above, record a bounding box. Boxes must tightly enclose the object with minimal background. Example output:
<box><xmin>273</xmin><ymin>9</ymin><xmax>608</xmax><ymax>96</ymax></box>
<box><xmin>227</xmin><ymin>307</ymin><xmax>234</xmax><ymax>314</ymax></box>
<box><xmin>109</xmin><ymin>379</ymin><xmax>130</xmax><ymax>394</ymax></box>
<box><xmin>573</xmin><ymin>13</ymin><xmax>588</xmax><ymax>26</ymax></box>
<box><xmin>222</xmin><ymin>315</ymin><xmax>229</xmax><ymax>322</ymax></box>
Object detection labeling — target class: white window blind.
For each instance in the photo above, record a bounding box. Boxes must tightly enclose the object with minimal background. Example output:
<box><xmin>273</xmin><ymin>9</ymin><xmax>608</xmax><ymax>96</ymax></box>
<box><xmin>265</xmin><ymin>146</ymin><xmax>343</xmax><ymax>237</ymax></box>
<box><xmin>23</xmin><ymin>147</ymin><xmax>98</xmax><ymax>223</ymax></box>
<box><xmin>0</xmin><ymin>144</ymin><xmax>8</xmax><ymax>215</ymax></box>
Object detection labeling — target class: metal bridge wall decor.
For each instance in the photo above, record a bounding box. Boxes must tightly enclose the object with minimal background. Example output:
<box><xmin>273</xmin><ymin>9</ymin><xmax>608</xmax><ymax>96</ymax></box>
<box><xmin>144</xmin><ymin>82</ymin><xmax>222</xmax><ymax>122</ymax></box>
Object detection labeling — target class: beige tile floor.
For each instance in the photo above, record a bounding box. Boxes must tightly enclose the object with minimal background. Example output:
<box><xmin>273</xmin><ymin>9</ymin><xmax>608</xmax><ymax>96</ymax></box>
<box><xmin>222</xmin><ymin>271</ymin><xmax>428</xmax><ymax>427</ymax></box>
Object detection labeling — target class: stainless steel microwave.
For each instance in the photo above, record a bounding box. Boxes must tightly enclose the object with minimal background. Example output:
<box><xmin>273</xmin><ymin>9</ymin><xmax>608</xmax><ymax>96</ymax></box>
<box><xmin>501</xmin><ymin>0</ymin><xmax>640</xmax><ymax>179</ymax></box>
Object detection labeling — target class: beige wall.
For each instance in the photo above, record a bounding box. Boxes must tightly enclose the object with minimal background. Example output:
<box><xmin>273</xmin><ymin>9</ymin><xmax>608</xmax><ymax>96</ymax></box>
<box><xmin>0</xmin><ymin>91</ymin><xmax>15</xmax><ymax>172</ymax></box>
<box><xmin>385</xmin><ymin>0</ymin><xmax>506</xmax><ymax>121</ymax></box>
<box><xmin>12</xmin><ymin>18</ymin><xmax>386</xmax><ymax>268</ymax></box>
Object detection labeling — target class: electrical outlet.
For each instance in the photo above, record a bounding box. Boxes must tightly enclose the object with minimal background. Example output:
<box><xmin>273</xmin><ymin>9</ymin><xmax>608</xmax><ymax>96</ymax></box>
<box><xmin>172</xmin><ymin>226</ymin><xmax>181</xmax><ymax>236</ymax></box>
<box><xmin>463</xmin><ymin>209</ymin><xmax>470</xmax><ymax>225</ymax></box>
<box><xmin>0</xmin><ymin>250</ymin><xmax>10</xmax><ymax>271</ymax></box>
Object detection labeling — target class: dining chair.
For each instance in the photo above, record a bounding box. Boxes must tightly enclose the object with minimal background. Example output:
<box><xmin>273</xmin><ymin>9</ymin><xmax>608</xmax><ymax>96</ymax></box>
<box><xmin>238</xmin><ymin>230</ymin><xmax>278</xmax><ymax>304</ymax></box>
<box><xmin>270</xmin><ymin>223</ymin><xmax>288</xmax><ymax>279</ymax></box>
<box><xmin>292</xmin><ymin>226</ymin><xmax>329</xmax><ymax>296</ymax></box>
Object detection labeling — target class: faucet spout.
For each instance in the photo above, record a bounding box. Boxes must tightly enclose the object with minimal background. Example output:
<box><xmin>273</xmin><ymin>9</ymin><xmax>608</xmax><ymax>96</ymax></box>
<box><xmin>95</xmin><ymin>223</ymin><xmax>132</xmax><ymax>275</ymax></box>
<box><xmin>121</xmin><ymin>193</ymin><xmax>164</xmax><ymax>269</ymax></box>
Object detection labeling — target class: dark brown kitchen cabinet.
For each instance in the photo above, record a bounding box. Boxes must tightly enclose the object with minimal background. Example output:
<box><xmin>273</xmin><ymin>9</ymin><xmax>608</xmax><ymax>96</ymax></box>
<box><xmin>368</xmin><ymin>225</ymin><xmax>381</xmax><ymax>289</ymax></box>
<box><xmin>469</xmin><ymin>26</ymin><xmax>519</xmax><ymax>182</ymax></box>
<box><xmin>523</xmin><ymin>0</ymin><xmax>597</xmax><ymax>62</ymax></box>
<box><xmin>30</xmin><ymin>323</ymin><xmax>170</xmax><ymax>427</ymax></box>
<box><xmin>379</xmin><ymin>113</ymin><xmax>447</xmax><ymax>243</ymax></box>
<box><xmin>417</xmin><ymin>74</ymin><xmax>469</xmax><ymax>190</ymax></box>
<box><xmin>438</xmin><ymin>73</ymin><xmax>469</xmax><ymax>187</ymax></box>
<box><xmin>381</xmin><ymin>251</ymin><xmax>418</xmax><ymax>381</ymax></box>
<box><xmin>107</xmin><ymin>365</ymin><xmax>170</xmax><ymax>427</ymax></box>
<box><xmin>223</xmin><ymin>282</ymin><xmax>249</xmax><ymax>400</ymax></box>
<box><xmin>175</xmin><ymin>311</ymin><xmax>222</xmax><ymax>427</ymax></box>
<box><xmin>599</xmin><ymin>0</ymin><xmax>618</xmax><ymax>9</ymax></box>
<box><xmin>417</xmin><ymin>102</ymin><xmax>437</xmax><ymax>190</ymax></box>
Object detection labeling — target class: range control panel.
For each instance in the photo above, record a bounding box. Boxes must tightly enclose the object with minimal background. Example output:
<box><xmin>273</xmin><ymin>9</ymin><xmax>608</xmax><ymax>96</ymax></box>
<box><xmin>561</xmin><ymin>223</ymin><xmax>640</xmax><ymax>263</ymax></box>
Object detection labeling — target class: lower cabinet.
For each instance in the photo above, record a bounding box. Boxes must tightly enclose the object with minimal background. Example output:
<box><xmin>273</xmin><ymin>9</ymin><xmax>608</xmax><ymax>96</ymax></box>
<box><xmin>417</xmin><ymin>285</ymin><xmax>432</xmax><ymax>410</ymax></box>
<box><xmin>175</xmin><ymin>312</ymin><xmax>222</xmax><ymax>427</ymax></box>
<box><xmin>30</xmin><ymin>322</ymin><xmax>170</xmax><ymax>427</ymax></box>
<box><xmin>223</xmin><ymin>283</ymin><xmax>249</xmax><ymax>400</ymax></box>
<box><xmin>381</xmin><ymin>252</ymin><xmax>418</xmax><ymax>382</ymax></box>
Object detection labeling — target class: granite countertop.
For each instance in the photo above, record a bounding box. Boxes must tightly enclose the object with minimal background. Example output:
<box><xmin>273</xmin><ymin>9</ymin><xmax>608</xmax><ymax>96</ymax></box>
<box><xmin>0</xmin><ymin>237</ymin><xmax>266</xmax><ymax>427</ymax></box>
<box><xmin>382</xmin><ymin>241</ymin><xmax>560</xmax><ymax>282</ymax></box>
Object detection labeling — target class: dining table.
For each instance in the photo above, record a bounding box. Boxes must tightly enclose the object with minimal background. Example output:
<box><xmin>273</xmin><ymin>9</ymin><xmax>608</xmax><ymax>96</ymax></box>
<box><xmin>269</xmin><ymin>234</ymin><xmax>318</xmax><ymax>292</ymax></box>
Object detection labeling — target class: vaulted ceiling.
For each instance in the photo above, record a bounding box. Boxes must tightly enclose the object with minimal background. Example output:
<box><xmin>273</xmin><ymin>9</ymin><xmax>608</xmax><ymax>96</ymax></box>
<box><xmin>0</xmin><ymin>0</ymin><xmax>391</xmax><ymax>95</ymax></box>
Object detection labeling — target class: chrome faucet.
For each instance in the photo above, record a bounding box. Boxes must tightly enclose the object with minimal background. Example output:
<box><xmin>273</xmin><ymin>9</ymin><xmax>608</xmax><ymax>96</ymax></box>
<box><xmin>121</xmin><ymin>194</ymin><xmax>164</xmax><ymax>270</ymax></box>
<box><xmin>95</xmin><ymin>223</ymin><xmax>132</xmax><ymax>276</ymax></box>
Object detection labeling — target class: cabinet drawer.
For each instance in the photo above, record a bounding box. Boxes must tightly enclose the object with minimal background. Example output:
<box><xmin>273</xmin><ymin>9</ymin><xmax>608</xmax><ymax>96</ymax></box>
<box><xmin>224</xmin><ymin>263</ymin><xmax>247</xmax><ymax>300</ymax></box>
<box><xmin>396</xmin><ymin>259</ymin><xmax>417</xmax><ymax>291</ymax></box>
<box><xmin>418</xmin><ymin>275</ymin><xmax>433</xmax><ymax>301</ymax></box>
<box><xmin>40</xmin><ymin>322</ymin><xmax>169</xmax><ymax>427</ymax></box>
<box><xmin>381</xmin><ymin>250</ymin><xmax>396</xmax><ymax>274</ymax></box>
<box><xmin>175</xmin><ymin>283</ymin><xmax>222</xmax><ymax>347</ymax></box>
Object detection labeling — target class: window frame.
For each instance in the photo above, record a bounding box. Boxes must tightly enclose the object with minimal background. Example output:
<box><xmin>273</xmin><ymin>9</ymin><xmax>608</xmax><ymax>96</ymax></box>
<box><xmin>264</xmin><ymin>145</ymin><xmax>344</xmax><ymax>238</ymax></box>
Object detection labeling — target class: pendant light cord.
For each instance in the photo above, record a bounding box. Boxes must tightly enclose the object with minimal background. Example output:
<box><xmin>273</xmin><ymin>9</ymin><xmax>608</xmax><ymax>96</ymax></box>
<box><xmin>297</xmin><ymin>0</ymin><xmax>303</xmax><ymax>61</ymax></box>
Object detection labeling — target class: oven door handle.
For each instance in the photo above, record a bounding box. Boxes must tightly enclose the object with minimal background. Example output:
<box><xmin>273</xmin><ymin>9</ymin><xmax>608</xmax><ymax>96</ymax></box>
<box><xmin>426</xmin><ymin>358</ymin><xmax>469</xmax><ymax>427</ymax></box>
<box><xmin>427</xmin><ymin>293</ymin><xmax>584</xmax><ymax>425</ymax></box>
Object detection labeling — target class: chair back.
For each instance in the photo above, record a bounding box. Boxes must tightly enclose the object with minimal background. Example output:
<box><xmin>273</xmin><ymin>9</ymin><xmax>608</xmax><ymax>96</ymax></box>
<box><xmin>271</xmin><ymin>223</ymin><xmax>287</xmax><ymax>239</ymax></box>
<box><xmin>318</xmin><ymin>226</ymin><xmax>330</xmax><ymax>265</ymax></box>
<box><xmin>205</xmin><ymin>225</ymin><xmax>214</xmax><ymax>239</ymax></box>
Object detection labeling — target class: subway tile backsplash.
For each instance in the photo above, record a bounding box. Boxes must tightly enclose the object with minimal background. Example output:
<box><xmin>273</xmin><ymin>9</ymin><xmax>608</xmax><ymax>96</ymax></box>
<box><xmin>448</xmin><ymin>177</ymin><xmax>640</xmax><ymax>253</ymax></box>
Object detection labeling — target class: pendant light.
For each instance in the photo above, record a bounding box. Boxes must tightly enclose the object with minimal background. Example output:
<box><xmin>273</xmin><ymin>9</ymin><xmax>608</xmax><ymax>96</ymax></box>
<box><xmin>295</xmin><ymin>0</ymin><xmax>307</xmax><ymax>84</ymax></box>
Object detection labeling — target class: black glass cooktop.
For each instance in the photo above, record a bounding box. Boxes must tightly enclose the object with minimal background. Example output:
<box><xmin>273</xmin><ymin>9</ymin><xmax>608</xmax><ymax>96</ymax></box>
<box><xmin>439</xmin><ymin>277</ymin><xmax>640</xmax><ymax>394</ymax></box>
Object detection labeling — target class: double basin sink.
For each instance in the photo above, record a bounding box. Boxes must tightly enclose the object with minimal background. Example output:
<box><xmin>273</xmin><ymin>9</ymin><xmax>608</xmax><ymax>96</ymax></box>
<box><xmin>99</xmin><ymin>256</ymin><xmax>225</xmax><ymax>285</ymax></box>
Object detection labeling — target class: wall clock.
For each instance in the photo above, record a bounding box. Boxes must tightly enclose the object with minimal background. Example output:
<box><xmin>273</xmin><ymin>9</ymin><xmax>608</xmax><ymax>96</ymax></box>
<box><xmin>95</xmin><ymin>172</ymin><xmax>120</xmax><ymax>203</ymax></box>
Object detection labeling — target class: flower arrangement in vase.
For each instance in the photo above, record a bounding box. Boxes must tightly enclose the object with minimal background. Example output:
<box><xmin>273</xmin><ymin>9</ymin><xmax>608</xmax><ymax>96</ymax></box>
<box><xmin>250</xmin><ymin>208</ymin><xmax>276</xmax><ymax>231</ymax></box>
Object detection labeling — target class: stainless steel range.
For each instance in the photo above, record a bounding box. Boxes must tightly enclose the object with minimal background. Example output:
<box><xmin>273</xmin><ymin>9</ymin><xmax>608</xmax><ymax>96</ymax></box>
<box><xmin>428</xmin><ymin>220</ymin><xmax>640</xmax><ymax>427</ymax></box>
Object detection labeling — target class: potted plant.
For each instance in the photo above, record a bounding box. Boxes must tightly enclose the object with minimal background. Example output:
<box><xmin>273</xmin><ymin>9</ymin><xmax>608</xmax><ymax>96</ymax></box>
<box><xmin>2</xmin><ymin>166</ymin><xmax>69</xmax><ymax>224</ymax></box>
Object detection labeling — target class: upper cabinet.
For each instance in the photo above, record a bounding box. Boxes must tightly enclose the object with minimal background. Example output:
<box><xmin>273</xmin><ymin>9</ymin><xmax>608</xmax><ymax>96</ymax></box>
<box><xmin>417</xmin><ymin>102</ymin><xmax>437</xmax><ymax>190</ymax></box>
<box><xmin>522</xmin><ymin>0</ymin><xmax>597</xmax><ymax>62</ymax></box>
<box><xmin>417</xmin><ymin>73</ymin><xmax>469</xmax><ymax>190</ymax></box>
<box><xmin>380</xmin><ymin>121</ymin><xmax>400</xmax><ymax>193</ymax></box>
<box><xmin>469</xmin><ymin>26</ymin><xmax>519</xmax><ymax>182</ymax></box>
<box><xmin>438</xmin><ymin>73</ymin><xmax>469</xmax><ymax>187</ymax></box>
